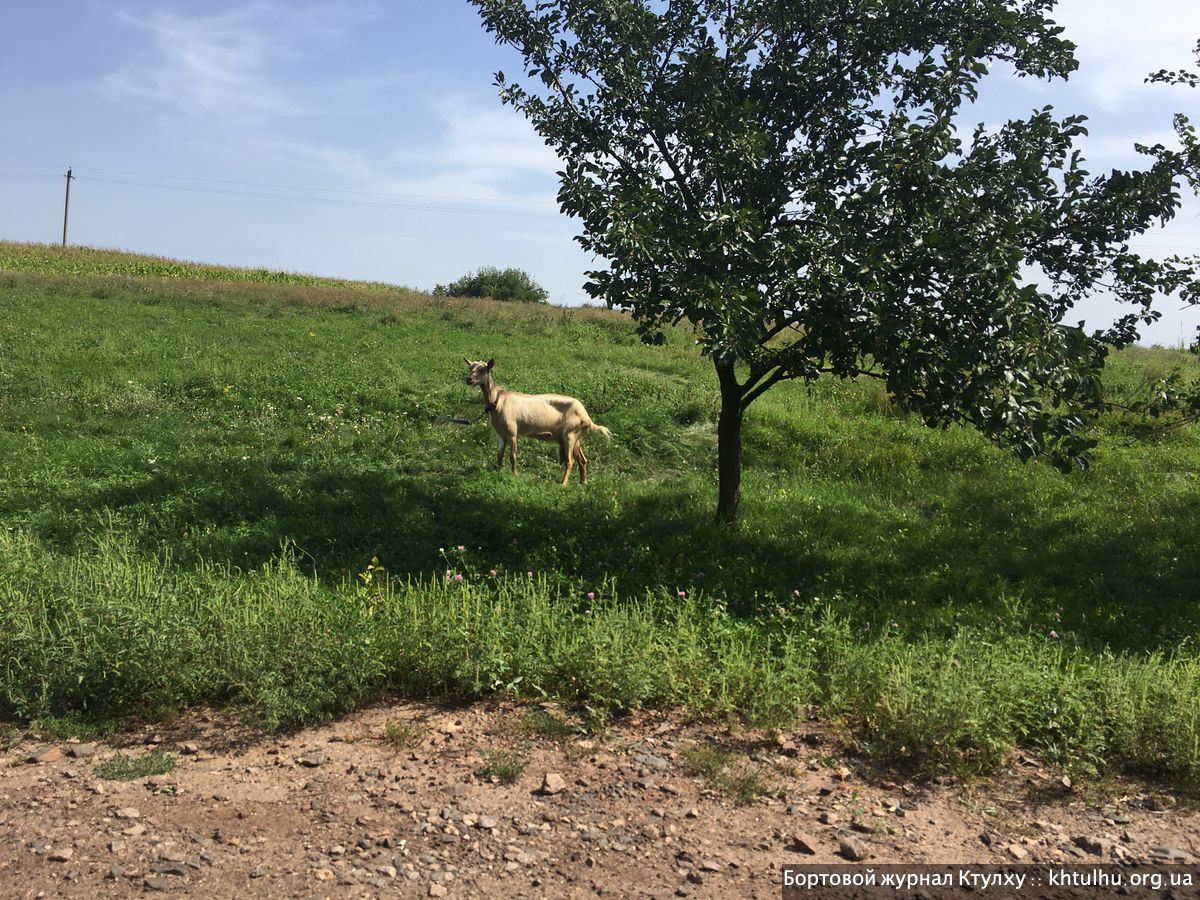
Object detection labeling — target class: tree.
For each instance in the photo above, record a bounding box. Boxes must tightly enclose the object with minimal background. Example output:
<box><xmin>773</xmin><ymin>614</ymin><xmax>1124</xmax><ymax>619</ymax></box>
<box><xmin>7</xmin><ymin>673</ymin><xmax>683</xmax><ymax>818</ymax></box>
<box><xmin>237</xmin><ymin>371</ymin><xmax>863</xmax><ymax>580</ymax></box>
<box><xmin>470</xmin><ymin>0</ymin><xmax>1200</xmax><ymax>523</ymax></box>
<box><xmin>434</xmin><ymin>266</ymin><xmax>549</xmax><ymax>303</ymax></box>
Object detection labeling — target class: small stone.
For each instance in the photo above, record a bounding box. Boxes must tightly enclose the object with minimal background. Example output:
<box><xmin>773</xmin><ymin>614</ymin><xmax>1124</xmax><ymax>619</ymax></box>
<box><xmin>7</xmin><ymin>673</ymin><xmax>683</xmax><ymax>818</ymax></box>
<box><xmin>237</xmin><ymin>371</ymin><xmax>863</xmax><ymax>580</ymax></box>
<box><xmin>429</xmin><ymin>884</ymin><xmax>448</xmax><ymax>897</ymax></box>
<box><xmin>541</xmin><ymin>773</ymin><xmax>568</xmax><ymax>795</ymax></box>
<box><xmin>151</xmin><ymin>862</ymin><xmax>189</xmax><ymax>877</ymax></box>
<box><xmin>634</xmin><ymin>753</ymin><xmax>669</xmax><ymax>769</ymax></box>
<box><xmin>685</xmin><ymin>808</ymin><xmax>699</xmax><ymax>819</ymax></box>
<box><xmin>818</xmin><ymin>812</ymin><xmax>838</xmax><ymax>826</ymax></box>
<box><xmin>838</xmin><ymin>837</ymin><xmax>869</xmax><ymax>861</ymax></box>
<box><xmin>29</xmin><ymin>746</ymin><xmax>64</xmax><ymax>764</ymax></box>
<box><xmin>68</xmin><ymin>743</ymin><xmax>96</xmax><ymax>759</ymax></box>
<box><xmin>791</xmin><ymin>833</ymin><xmax>818</xmax><ymax>855</ymax></box>
<box><xmin>698</xmin><ymin>860</ymin><xmax>721</xmax><ymax>873</ymax></box>
<box><xmin>1072</xmin><ymin>835</ymin><xmax>1110</xmax><ymax>856</ymax></box>
<box><xmin>313</xmin><ymin>869</ymin><xmax>335</xmax><ymax>881</ymax></box>
<box><xmin>123</xmin><ymin>824</ymin><xmax>146</xmax><ymax>837</ymax></box>
<box><xmin>143</xmin><ymin>877</ymin><xmax>169</xmax><ymax>892</ymax></box>
<box><xmin>115</xmin><ymin>807</ymin><xmax>141</xmax><ymax>820</ymax></box>
<box><xmin>1150</xmin><ymin>847</ymin><xmax>1192</xmax><ymax>862</ymax></box>
<box><xmin>1007</xmin><ymin>844</ymin><xmax>1028</xmax><ymax>861</ymax></box>
<box><xmin>297</xmin><ymin>752</ymin><xmax>326</xmax><ymax>768</ymax></box>
<box><xmin>48</xmin><ymin>848</ymin><xmax>74</xmax><ymax>862</ymax></box>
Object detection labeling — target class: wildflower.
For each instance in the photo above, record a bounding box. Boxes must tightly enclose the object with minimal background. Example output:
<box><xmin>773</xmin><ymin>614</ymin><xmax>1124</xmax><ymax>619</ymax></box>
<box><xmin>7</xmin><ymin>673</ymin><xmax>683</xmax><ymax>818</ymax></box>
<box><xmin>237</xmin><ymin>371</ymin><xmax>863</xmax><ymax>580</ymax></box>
<box><xmin>677</xmin><ymin>590</ymin><xmax>686</xmax><ymax>598</ymax></box>
<box><xmin>489</xmin><ymin>569</ymin><xmax>497</xmax><ymax>578</ymax></box>
<box><xmin>792</xmin><ymin>589</ymin><xmax>801</xmax><ymax>598</ymax></box>
<box><xmin>587</xmin><ymin>591</ymin><xmax>595</xmax><ymax>600</ymax></box>
<box><xmin>1050</xmin><ymin>630</ymin><xmax>1059</xmax><ymax>638</ymax></box>
<box><xmin>454</xmin><ymin>573</ymin><xmax>464</xmax><ymax>583</ymax></box>
<box><xmin>457</xmin><ymin>545</ymin><xmax>465</xmax><ymax>552</ymax></box>
<box><xmin>527</xmin><ymin>571</ymin><xmax>533</xmax><ymax>578</ymax></box>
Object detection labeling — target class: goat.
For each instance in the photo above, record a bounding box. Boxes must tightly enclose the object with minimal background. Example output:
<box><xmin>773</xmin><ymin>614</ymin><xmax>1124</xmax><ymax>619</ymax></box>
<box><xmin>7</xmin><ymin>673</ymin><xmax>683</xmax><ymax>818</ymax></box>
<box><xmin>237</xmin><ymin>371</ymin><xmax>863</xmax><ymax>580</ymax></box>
<box><xmin>464</xmin><ymin>357</ymin><xmax>612</xmax><ymax>485</ymax></box>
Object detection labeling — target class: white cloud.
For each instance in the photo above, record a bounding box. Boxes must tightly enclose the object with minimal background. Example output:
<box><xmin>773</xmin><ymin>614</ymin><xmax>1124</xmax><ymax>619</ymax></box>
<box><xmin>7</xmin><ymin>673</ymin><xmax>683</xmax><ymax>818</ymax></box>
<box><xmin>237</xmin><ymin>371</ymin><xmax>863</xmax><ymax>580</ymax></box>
<box><xmin>1052</xmin><ymin>0</ymin><xmax>1200</xmax><ymax>110</ymax></box>
<box><xmin>101</xmin><ymin>4</ymin><xmax>310</xmax><ymax>125</ymax></box>
<box><xmin>383</xmin><ymin>98</ymin><xmax>562</xmax><ymax>204</ymax></box>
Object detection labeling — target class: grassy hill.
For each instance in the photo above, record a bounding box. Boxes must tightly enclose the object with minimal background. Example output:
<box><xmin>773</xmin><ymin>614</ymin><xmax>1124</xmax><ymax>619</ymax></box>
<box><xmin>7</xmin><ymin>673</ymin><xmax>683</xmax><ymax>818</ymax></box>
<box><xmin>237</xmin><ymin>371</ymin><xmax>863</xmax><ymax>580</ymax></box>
<box><xmin>2</xmin><ymin>241</ymin><xmax>1199</xmax><ymax>784</ymax></box>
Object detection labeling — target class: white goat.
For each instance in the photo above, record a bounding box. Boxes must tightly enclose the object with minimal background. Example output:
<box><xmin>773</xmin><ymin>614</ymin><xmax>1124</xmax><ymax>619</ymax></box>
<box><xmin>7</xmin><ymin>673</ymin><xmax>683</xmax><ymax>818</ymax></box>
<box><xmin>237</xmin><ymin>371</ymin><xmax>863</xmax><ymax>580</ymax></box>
<box><xmin>464</xmin><ymin>357</ymin><xmax>612</xmax><ymax>485</ymax></box>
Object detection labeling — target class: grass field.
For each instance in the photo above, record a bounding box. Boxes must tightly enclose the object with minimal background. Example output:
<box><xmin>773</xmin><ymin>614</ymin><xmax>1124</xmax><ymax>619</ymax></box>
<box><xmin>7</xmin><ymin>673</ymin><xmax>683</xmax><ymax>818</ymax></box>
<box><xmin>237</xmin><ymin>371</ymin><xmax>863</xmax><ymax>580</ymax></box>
<box><xmin>2</xmin><ymin>241</ymin><xmax>1199</xmax><ymax>785</ymax></box>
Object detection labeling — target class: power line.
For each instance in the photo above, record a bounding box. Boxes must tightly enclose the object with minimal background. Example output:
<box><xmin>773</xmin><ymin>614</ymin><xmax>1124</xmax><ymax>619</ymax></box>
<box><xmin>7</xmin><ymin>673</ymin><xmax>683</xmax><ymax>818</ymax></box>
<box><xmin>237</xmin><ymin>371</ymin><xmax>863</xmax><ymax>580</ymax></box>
<box><xmin>67</xmin><ymin>165</ymin><xmax>558</xmax><ymax>207</ymax></box>
<box><xmin>78</xmin><ymin>174</ymin><xmax>563</xmax><ymax>219</ymax></box>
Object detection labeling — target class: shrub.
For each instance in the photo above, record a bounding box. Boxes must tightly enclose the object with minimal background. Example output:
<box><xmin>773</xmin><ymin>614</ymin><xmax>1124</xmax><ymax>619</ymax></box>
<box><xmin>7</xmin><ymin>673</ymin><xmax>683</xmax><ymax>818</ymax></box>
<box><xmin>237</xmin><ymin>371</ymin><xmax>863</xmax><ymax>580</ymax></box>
<box><xmin>433</xmin><ymin>266</ymin><xmax>548</xmax><ymax>303</ymax></box>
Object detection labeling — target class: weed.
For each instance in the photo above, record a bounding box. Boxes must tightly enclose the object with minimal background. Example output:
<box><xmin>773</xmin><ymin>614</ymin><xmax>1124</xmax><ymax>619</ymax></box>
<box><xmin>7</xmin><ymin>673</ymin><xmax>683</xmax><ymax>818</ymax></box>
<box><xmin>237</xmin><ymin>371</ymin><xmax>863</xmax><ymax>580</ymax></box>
<box><xmin>523</xmin><ymin>707</ymin><xmax>575</xmax><ymax>742</ymax></box>
<box><xmin>479</xmin><ymin>750</ymin><xmax>527</xmax><ymax>785</ymax></box>
<box><xmin>383</xmin><ymin>720</ymin><xmax>425</xmax><ymax>750</ymax></box>
<box><xmin>95</xmin><ymin>751</ymin><xmax>176</xmax><ymax>781</ymax></box>
<box><xmin>680</xmin><ymin>743</ymin><xmax>772</xmax><ymax>805</ymax></box>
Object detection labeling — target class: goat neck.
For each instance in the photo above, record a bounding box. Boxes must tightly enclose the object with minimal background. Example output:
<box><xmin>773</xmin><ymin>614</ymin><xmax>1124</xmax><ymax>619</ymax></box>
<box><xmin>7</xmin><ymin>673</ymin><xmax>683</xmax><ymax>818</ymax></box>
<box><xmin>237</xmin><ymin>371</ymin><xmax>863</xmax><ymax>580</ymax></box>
<box><xmin>477</xmin><ymin>371</ymin><xmax>503</xmax><ymax>409</ymax></box>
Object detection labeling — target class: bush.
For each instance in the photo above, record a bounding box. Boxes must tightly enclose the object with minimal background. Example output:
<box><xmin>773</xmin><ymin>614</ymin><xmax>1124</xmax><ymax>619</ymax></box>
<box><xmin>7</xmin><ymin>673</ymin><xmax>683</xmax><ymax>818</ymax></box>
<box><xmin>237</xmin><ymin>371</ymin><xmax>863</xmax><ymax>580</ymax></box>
<box><xmin>433</xmin><ymin>266</ymin><xmax>549</xmax><ymax>303</ymax></box>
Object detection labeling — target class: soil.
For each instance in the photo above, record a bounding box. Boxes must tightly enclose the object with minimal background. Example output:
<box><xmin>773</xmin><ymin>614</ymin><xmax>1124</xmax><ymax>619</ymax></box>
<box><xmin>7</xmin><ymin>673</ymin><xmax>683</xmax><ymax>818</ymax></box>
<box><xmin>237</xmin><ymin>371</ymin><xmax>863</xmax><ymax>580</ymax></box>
<box><xmin>1</xmin><ymin>701</ymin><xmax>1197</xmax><ymax>898</ymax></box>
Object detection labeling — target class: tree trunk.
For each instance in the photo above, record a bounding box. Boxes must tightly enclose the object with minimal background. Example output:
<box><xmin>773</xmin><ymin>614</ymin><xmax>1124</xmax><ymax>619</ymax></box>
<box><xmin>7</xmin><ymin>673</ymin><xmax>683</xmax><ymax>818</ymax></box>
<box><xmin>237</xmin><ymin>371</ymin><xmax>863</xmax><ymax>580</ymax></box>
<box><xmin>715</xmin><ymin>357</ymin><xmax>744</xmax><ymax>525</ymax></box>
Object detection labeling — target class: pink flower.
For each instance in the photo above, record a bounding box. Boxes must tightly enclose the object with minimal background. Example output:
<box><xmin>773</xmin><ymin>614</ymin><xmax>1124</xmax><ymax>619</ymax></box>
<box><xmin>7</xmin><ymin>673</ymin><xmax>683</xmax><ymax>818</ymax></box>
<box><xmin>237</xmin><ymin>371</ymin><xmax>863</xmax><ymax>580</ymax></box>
<box><xmin>488</xmin><ymin>569</ymin><xmax>497</xmax><ymax>578</ymax></box>
<box><xmin>677</xmin><ymin>590</ymin><xmax>686</xmax><ymax>598</ymax></box>
<box><xmin>527</xmin><ymin>571</ymin><xmax>534</xmax><ymax>578</ymax></box>
<box><xmin>454</xmin><ymin>573</ymin><xmax>463</xmax><ymax>583</ymax></box>
<box><xmin>456</xmin><ymin>545</ymin><xmax>465</xmax><ymax>552</ymax></box>
<box><xmin>1049</xmin><ymin>630</ymin><xmax>1058</xmax><ymax>638</ymax></box>
<box><xmin>587</xmin><ymin>591</ymin><xmax>595</xmax><ymax>600</ymax></box>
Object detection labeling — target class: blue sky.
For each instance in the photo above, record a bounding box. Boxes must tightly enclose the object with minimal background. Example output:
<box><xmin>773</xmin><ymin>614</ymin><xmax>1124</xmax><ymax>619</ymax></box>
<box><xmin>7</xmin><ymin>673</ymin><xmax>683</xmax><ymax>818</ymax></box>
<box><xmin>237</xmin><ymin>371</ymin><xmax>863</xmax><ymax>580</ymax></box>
<box><xmin>1</xmin><ymin>1</ymin><xmax>1197</xmax><ymax>344</ymax></box>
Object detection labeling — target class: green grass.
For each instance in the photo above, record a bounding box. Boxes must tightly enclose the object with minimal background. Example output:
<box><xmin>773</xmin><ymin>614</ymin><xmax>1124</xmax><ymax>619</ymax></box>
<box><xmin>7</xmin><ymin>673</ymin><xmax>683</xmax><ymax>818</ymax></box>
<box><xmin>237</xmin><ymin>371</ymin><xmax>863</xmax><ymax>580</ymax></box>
<box><xmin>95</xmin><ymin>750</ymin><xmax>177</xmax><ymax>781</ymax></box>
<box><xmin>479</xmin><ymin>749</ymin><xmax>528</xmax><ymax>784</ymax></box>
<box><xmin>680</xmin><ymin>742</ymin><xmax>774</xmax><ymax>804</ymax></box>
<box><xmin>383</xmin><ymin>719</ymin><xmax>426</xmax><ymax>750</ymax></box>
<box><xmin>2</xmin><ymin>241</ymin><xmax>1200</xmax><ymax>787</ymax></box>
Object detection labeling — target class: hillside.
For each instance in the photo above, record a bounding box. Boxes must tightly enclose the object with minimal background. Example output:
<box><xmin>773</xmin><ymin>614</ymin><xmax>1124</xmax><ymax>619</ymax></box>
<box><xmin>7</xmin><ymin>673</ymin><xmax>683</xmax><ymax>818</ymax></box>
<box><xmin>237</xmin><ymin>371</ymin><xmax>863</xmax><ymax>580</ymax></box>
<box><xmin>1</xmin><ymin>241</ymin><xmax>1199</xmax><ymax>788</ymax></box>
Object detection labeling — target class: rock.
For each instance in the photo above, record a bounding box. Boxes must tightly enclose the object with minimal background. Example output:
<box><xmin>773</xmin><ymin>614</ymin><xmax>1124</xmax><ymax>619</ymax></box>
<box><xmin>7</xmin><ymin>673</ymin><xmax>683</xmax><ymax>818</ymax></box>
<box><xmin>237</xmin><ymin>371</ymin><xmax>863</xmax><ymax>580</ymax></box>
<box><xmin>818</xmin><ymin>812</ymin><xmax>838</xmax><ymax>826</ymax></box>
<box><xmin>791</xmin><ymin>833</ymin><xmax>818</xmax><ymax>855</ymax></box>
<box><xmin>838</xmin><ymin>837</ymin><xmax>869</xmax><ymax>861</ymax></box>
<box><xmin>477</xmin><ymin>815</ymin><xmax>498</xmax><ymax>830</ymax></box>
<box><xmin>122</xmin><ymin>824</ymin><xmax>146</xmax><ymax>837</ymax></box>
<box><xmin>68</xmin><ymin>743</ymin><xmax>96</xmax><ymax>759</ymax></box>
<box><xmin>178</xmin><ymin>743</ymin><xmax>199</xmax><ymax>755</ymax></box>
<box><xmin>313</xmin><ymin>869</ymin><xmax>335</xmax><ymax>881</ymax></box>
<box><xmin>48</xmin><ymin>848</ymin><xmax>74</xmax><ymax>862</ymax></box>
<box><xmin>1072</xmin><ymin>835</ymin><xmax>1111</xmax><ymax>857</ymax></box>
<box><xmin>698</xmin><ymin>860</ymin><xmax>722</xmax><ymax>873</ymax></box>
<box><xmin>634</xmin><ymin>753</ymin><xmax>669</xmax><ymax>769</ymax></box>
<box><xmin>1007</xmin><ymin>844</ymin><xmax>1028</xmax><ymax>861</ymax></box>
<box><xmin>430</xmin><ymin>884</ymin><xmax>449</xmax><ymax>897</ymax></box>
<box><xmin>297</xmin><ymin>751</ymin><xmax>326</xmax><ymax>768</ymax></box>
<box><xmin>540</xmin><ymin>773</ymin><xmax>568</xmax><ymax>795</ymax></box>
<box><xmin>28</xmin><ymin>746</ymin><xmax>64</xmax><ymax>764</ymax></box>
<box><xmin>143</xmin><ymin>877</ymin><xmax>169</xmax><ymax>892</ymax></box>
<box><xmin>1150</xmin><ymin>847</ymin><xmax>1193</xmax><ymax>863</ymax></box>
<box><xmin>115</xmin><ymin>807</ymin><xmax>141</xmax><ymax>820</ymax></box>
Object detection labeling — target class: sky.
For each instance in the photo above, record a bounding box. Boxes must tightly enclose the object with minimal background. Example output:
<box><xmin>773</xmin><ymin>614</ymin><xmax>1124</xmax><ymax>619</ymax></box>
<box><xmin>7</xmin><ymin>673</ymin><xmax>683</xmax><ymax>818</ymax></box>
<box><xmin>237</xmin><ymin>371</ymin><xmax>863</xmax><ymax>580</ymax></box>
<box><xmin>1</xmin><ymin>1</ymin><xmax>1198</xmax><ymax>345</ymax></box>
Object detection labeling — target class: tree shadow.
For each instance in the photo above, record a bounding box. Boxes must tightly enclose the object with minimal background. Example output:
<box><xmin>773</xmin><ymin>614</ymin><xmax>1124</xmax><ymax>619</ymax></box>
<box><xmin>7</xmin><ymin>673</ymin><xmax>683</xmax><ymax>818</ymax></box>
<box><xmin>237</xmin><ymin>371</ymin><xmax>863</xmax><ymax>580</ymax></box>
<box><xmin>21</xmin><ymin>453</ymin><xmax>1200</xmax><ymax>654</ymax></box>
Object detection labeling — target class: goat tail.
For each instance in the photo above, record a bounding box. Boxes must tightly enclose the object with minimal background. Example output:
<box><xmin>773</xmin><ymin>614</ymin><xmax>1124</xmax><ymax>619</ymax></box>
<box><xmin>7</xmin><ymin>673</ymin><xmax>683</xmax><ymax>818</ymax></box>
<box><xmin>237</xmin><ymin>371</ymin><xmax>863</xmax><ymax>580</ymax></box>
<box><xmin>589</xmin><ymin>423</ymin><xmax>613</xmax><ymax>440</ymax></box>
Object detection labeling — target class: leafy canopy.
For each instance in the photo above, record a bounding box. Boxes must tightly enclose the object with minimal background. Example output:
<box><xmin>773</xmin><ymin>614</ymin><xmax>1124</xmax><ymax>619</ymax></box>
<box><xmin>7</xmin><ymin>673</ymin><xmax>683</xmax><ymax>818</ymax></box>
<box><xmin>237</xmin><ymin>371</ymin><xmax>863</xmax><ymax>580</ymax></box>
<box><xmin>471</xmin><ymin>0</ymin><xmax>1199</xmax><ymax>472</ymax></box>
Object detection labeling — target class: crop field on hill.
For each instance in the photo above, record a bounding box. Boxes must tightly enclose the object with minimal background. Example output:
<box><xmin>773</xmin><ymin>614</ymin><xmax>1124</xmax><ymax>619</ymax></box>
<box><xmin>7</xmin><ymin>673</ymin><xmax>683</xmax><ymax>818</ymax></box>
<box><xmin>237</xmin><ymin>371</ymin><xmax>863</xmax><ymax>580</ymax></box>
<box><xmin>2</xmin><ymin>242</ymin><xmax>1199</xmax><ymax>786</ymax></box>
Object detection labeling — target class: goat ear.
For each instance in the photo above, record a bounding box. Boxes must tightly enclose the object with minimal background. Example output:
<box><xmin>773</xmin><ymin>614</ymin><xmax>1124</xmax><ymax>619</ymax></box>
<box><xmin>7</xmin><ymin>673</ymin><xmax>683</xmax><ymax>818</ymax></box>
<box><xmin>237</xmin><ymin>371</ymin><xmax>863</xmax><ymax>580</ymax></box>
<box><xmin>486</xmin><ymin>358</ymin><xmax>494</xmax><ymax>369</ymax></box>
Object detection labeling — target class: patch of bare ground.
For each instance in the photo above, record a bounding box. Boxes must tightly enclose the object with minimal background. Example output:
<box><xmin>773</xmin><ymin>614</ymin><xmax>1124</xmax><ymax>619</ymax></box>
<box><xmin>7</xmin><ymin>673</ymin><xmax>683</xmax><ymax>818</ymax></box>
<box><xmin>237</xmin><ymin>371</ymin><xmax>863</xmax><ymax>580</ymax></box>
<box><xmin>2</xmin><ymin>702</ymin><xmax>1197</xmax><ymax>898</ymax></box>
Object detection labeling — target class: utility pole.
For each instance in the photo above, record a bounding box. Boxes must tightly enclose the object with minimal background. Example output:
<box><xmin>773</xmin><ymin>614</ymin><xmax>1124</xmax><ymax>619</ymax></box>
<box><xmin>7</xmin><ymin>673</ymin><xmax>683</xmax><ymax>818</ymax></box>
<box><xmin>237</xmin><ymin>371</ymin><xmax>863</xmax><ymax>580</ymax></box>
<box><xmin>62</xmin><ymin>167</ymin><xmax>73</xmax><ymax>247</ymax></box>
